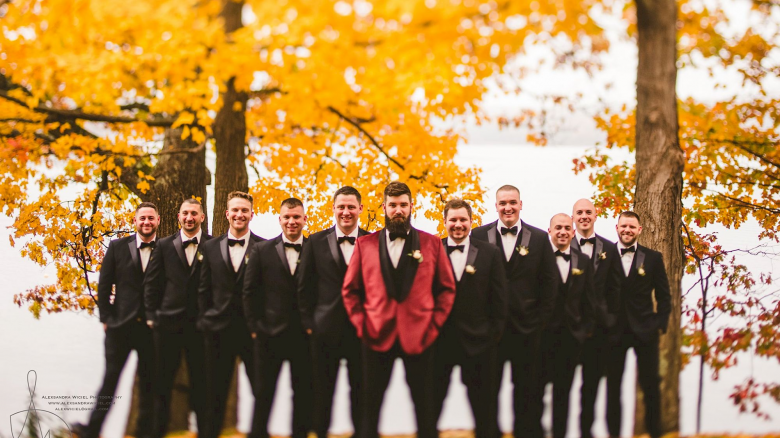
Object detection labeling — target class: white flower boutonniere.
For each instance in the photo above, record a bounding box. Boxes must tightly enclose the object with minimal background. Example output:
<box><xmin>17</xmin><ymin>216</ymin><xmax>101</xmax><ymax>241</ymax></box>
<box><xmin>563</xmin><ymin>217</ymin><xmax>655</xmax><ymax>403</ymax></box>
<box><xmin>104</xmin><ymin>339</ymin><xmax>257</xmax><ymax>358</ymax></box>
<box><xmin>638</xmin><ymin>266</ymin><xmax>646</xmax><ymax>276</ymax></box>
<box><xmin>408</xmin><ymin>250</ymin><xmax>423</xmax><ymax>263</ymax></box>
<box><xmin>245</xmin><ymin>254</ymin><xmax>250</xmax><ymax>264</ymax></box>
<box><xmin>465</xmin><ymin>265</ymin><xmax>476</xmax><ymax>275</ymax></box>
<box><xmin>572</xmin><ymin>268</ymin><xmax>584</xmax><ymax>276</ymax></box>
<box><xmin>196</xmin><ymin>252</ymin><xmax>203</xmax><ymax>262</ymax></box>
<box><xmin>598</xmin><ymin>251</ymin><xmax>607</xmax><ymax>260</ymax></box>
<box><xmin>517</xmin><ymin>246</ymin><xmax>529</xmax><ymax>256</ymax></box>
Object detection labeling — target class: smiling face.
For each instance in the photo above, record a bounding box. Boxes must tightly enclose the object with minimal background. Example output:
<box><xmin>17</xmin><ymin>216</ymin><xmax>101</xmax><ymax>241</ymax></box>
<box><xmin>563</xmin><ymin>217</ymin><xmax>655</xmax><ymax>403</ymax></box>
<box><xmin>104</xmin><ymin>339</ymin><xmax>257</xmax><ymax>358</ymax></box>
<box><xmin>572</xmin><ymin>198</ymin><xmax>597</xmax><ymax>237</ymax></box>
<box><xmin>548</xmin><ymin>214</ymin><xmax>574</xmax><ymax>251</ymax></box>
<box><xmin>178</xmin><ymin>201</ymin><xmax>205</xmax><ymax>237</ymax></box>
<box><xmin>135</xmin><ymin>207</ymin><xmax>160</xmax><ymax>241</ymax></box>
<box><xmin>495</xmin><ymin>188</ymin><xmax>522</xmax><ymax>228</ymax></box>
<box><xmin>616</xmin><ymin>215</ymin><xmax>642</xmax><ymax>247</ymax></box>
<box><xmin>333</xmin><ymin>194</ymin><xmax>363</xmax><ymax>235</ymax></box>
<box><xmin>280</xmin><ymin>204</ymin><xmax>307</xmax><ymax>241</ymax></box>
<box><xmin>225</xmin><ymin>197</ymin><xmax>253</xmax><ymax>237</ymax></box>
<box><xmin>445</xmin><ymin>207</ymin><xmax>472</xmax><ymax>244</ymax></box>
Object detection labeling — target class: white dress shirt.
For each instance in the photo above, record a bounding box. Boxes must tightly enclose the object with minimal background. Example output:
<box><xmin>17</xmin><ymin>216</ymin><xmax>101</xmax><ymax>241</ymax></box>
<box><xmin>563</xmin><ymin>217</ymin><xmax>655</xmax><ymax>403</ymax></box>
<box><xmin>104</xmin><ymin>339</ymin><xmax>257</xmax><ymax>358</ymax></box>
<box><xmin>137</xmin><ymin>236</ymin><xmax>156</xmax><ymax>272</ymax></box>
<box><xmin>617</xmin><ymin>242</ymin><xmax>637</xmax><ymax>277</ymax></box>
<box><xmin>551</xmin><ymin>241</ymin><xmax>570</xmax><ymax>283</ymax></box>
<box><xmin>336</xmin><ymin>227</ymin><xmax>359</xmax><ymax>266</ymax></box>
<box><xmin>497</xmin><ymin>220</ymin><xmax>521</xmax><ymax>262</ymax></box>
<box><xmin>228</xmin><ymin>231</ymin><xmax>250</xmax><ymax>272</ymax></box>
<box><xmin>575</xmin><ymin>231</ymin><xmax>595</xmax><ymax>258</ymax></box>
<box><xmin>386</xmin><ymin>230</ymin><xmax>408</xmax><ymax>268</ymax></box>
<box><xmin>447</xmin><ymin>237</ymin><xmax>470</xmax><ymax>281</ymax></box>
<box><xmin>283</xmin><ymin>234</ymin><xmax>304</xmax><ymax>275</ymax></box>
<box><xmin>181</xmin><ymin>229</ymin><xmax>203</xmax><ymax>266</ymax></box>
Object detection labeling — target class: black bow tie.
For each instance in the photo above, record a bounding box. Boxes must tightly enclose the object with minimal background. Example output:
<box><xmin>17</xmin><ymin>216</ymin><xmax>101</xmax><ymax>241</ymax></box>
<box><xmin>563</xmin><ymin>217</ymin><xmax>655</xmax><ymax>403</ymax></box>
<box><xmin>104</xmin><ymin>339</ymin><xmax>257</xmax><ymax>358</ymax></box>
<box><xmin>580</xmin><ymin>237</ymin><xmax>597</xmax><ymax>246</ymax></box>
<box><xmin>555</xmin><ymin>250</ymin><xmax>571</xmax><ymax>261</ymax></box>
<box><xmin>620</xmin><ymin>246</ymin><xmax>636</xmax><ymax>256</ymax></box>
<box><xmin>447</xmin><ymin>245</ymin><xmax>465</xmax><ymax>254</ymax></box>
<box><xmin>389</xmin><ymin>232</ymin><xmax>407</xmax><ymax>241</ymax></box>
<box><xmin>182</xmin><ymin>237</ymin><xmax>198</xmax><ymax>248</ymax></box>
<box><xmin>337</xmin><ymin>236</ymin><xmax>356</xmax><ymax>245</ymax></box>
<box><xmin>500</xmin><ymin>226</ymin><xmax>518</xmax><ymax>236</ymax></box>
<box><xmin>228</xmin><ymin>238</ymin><xmax>245</xmax><ymax>247</ymax></box>
<box><xmin>284</xmin><ymin>242</ymin><xmax>302</xmax><ymax>252</ymax></box>
<box><xmin>139</xmin><ymin>241</ymin><xmax>155</xmax><ymax>250</ymax></box>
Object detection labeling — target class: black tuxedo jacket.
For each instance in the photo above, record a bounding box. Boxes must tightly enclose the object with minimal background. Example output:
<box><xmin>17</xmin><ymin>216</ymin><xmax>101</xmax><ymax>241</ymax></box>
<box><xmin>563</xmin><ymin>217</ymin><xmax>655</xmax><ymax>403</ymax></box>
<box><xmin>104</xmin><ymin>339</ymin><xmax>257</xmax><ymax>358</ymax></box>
<box><xmin>297</xmin><ymin>226</ymin><xmax>369</xmax><ymax>345</ymax></box>
<box><xmin>143</xmin><ymin>231</ymin><xmax>213</xmax><ymax>329</ymax></box>
<box><xmin>243</xmin><ymin>234</ymin><xmax>308</xmax><ymax>338</ymax></box>
<box><xmin>98</xmin><ymin>234</ymin><xmax>152</xmax><ymax>328</ymax></box>
<box><xmin>471</xmin><ymin>220</ymin><xmax>559</xmax><ymax>334</ymax></box>
<box><xmin>441</xmin><ymin>237</ymin><xmax>508</xmax><ymax>356</ymax></box>
<box><xmin>571</xmin><ymin>234</ymin><xmax>622</xmax><ymax>329</ymax></box>
<box><xmin>613</xmin><ymin>244</ymin><xmax>672</xmax><ymax>342</ymax></box>
<box><xmin>197</xmin><ymin>232</ymin><xmax>264</xmax><ymax>332</ymax></box>
<box><xmin>547</xmin><ymin>246</ymin><xmax>598</xmax><ymax>343</ymax></box>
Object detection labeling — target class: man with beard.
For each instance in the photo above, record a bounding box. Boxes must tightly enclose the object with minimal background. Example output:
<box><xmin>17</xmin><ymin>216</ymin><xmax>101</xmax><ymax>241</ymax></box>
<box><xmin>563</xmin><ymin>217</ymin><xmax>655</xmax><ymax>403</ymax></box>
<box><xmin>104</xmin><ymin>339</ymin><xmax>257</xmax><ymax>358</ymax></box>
<box><xmin>342</xmin><ymin>181</ymin><xmax>456</xmax><ymax>438</ymax></box>
<box><xmin>197</xmin><ymin>191</ymin><xmax>264</xmax><ymax>438</ymax></box>
<box><xmin>144</xmin><ymin>198</ymin><xmax>212</xmax><ymax>438</ymax></box>
<box><xmin>72</xmin><ymin>202</ymin><xmax>160</xmax><ymax>438</ymax></box>
<box><xmin>297</xmin><ymin>186</ymin><xmax>369</xmax><ymax>438</ymax></box>
<box><xmin>434</xmin><ymin>199</ymin><xmax>507</xmax><ymax>438</ymax></box>
<box><xmin>569</xmin><ymin>199</ymin><xmax>622</xmax><ymax>438</ymax></box>
<box><xmin>605</xmin><ymin>211</ymin><xmax>670</xmax><ymax>438</ymax></box>
<box><xmin>470</xmin><ymin>185</ymin><xmax>558</xmax><ymax>438</ymax></box>
<box><xmin>243</xmin><ymin>198</ymin><xmax>313</xmax><ymax>438</ymax></box>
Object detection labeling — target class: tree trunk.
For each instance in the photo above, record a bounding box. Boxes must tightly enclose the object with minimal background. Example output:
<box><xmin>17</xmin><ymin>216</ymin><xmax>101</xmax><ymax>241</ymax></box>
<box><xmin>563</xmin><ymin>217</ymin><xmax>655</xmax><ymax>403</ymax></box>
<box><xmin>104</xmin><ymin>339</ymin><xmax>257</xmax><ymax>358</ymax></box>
<box><xmin>125</xmin><ymin>127</ymin><xmax>209</xmax><ymax>436</ymax></box>
<box><xmin>632</xmin><ymin>0</ymin><xmax>684</xmax><ymax>435</ymax></box>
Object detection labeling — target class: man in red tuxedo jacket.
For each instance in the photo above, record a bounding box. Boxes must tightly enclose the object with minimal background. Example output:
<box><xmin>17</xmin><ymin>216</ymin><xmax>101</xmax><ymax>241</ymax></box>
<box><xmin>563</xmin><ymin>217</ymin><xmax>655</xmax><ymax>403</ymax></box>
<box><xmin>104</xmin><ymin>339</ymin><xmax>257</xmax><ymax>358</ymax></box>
<box><xmin>342</xmin><ymin>181</ymin><xmax>456</xmax><ymax>438</ymax></box>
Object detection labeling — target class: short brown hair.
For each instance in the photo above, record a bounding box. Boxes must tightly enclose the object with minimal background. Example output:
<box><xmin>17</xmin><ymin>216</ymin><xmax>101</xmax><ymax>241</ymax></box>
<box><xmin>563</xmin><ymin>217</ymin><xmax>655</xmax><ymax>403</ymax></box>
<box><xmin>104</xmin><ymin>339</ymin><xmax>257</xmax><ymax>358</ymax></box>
<box><xmin>181</xmin><ymin>198</ymin><xmax>203</xmax><ymax>212</ymax></box>
<box><xmin>383</xmin><ymin>181</ymin><xmax>412</xmax><ymax>202</ymax></box>
<box><xmin>496</xmin><ymin>184</ymin><xmax>520</xmax><ymax>198</ymax></box>
<box><xmin>135</xmin><ymin>202</ymin><xmax>158</xmax><ymax>214</ymax></box>
<box><xmin>280</xmin><ymin>197</ymin><xmax>304</xmax><ymax>210</ymax></box>
<box><xmin>444</xmin><ymin>198</ymin><xmax>472</xmax><ymax>219</ymax></box>
<box><xmin>618</xmin><ymin>210</ymin><xmax>641</xmax><ymax>224</ymax></box>
<box><xmin>227</xmin><ymin>191</ymin><xmax>253</xmax><ymax>207</ymax></box>
<box><xmin>333</xmin><ymin>186</ymin><xmax>362</xmax><ymax>204</ymax></box>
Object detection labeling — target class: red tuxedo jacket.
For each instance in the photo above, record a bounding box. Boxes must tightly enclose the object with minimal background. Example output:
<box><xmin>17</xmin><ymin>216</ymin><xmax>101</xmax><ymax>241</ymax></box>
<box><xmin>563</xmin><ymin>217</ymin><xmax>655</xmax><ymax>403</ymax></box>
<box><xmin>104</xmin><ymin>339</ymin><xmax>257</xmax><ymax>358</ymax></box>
<box><xmin>342</xmin><ymin>228</ymin><xmax>456</xmax><ymax>355</ymax></box>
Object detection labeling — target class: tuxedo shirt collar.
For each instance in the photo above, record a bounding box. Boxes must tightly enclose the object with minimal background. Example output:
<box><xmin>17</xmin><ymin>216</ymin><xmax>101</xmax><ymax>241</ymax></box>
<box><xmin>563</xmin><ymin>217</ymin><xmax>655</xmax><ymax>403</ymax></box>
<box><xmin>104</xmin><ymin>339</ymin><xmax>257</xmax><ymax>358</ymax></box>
<box><xmin>136</xmin><ymin>235</ymin><xmax>157</xmax><ymax>248</ymax></box>
<box><xmin>575</xmin><ymin>231</ymin><xmax>596</xmax><ymax>243</ymax></box>
<box><xmin>228</xmin><ymin>230</ymin><xmax>250</xmax><ymax>243</ymax></box>
<box><xmin>282</xmin><ymin>234</ymin><xmax>304</xmax><ymax>245</ymax></box>
<box><xmin>447</xmin><ymin>236</ymin><xmax>470</xmax><ymax>251</ymax></box>
<box><xmin>496</xmin><ymin>219</ymin><xmax>522</xmax><ymax>233</ymax></box>
<box><xmin>180</xmin><ymin>229</ymin><xmax>203</xmax><ymax>242</ymax></box>
<box><xmin>617</xmin><ymin>241</ymin><xmax>638</xmax><ymax>253</ymax></box>
<box><xmin>550</xmin><ymin>239</ymin><xmax>570</xmax><ymax>254</ymax></box>
<box><xmin>335</xmin><ymin>226</ymin><xmax>359</xmax><ymax>239</ymax></box>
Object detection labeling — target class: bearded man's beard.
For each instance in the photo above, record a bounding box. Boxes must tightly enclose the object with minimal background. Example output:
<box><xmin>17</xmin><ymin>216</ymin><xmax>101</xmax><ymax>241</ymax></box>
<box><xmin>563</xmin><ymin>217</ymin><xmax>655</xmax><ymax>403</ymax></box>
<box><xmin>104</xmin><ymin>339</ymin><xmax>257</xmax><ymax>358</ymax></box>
<box><xmin>384</xmin><ymin>211</ymin><xmax>411</xmax><ymax>235</ymax></box>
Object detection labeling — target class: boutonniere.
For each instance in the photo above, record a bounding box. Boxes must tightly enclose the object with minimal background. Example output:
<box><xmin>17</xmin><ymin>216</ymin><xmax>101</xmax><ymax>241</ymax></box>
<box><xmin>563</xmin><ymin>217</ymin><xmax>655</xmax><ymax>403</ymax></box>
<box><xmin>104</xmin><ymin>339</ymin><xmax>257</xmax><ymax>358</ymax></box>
<box><xmin>465</xmin><ymin>265</ymin><xmax>476</xmax><ymax>275</ymax></box>
<box><xmin>516</xmin><ymin>246</ymin><xmax>529</xmax><ymax>256</ymax></box>
<box><xmin>245</xmin><ymin>254</ymin><xmax>250</xmax><ymax>264</ymax></box>
<box><xmin>572</xmin><ymin>268</ymin><xmax>584</xmax><ymax>276</ymax></box>
<box><xmin>598</xmin><ymin>251</ymin><xmax>607</xmax><ymax>260</ymax></box>
<box><xmin>196</xmin><ymin>252</ymin><xmax>203</xmax><ymax>262</ymax></box>
<box><xmin>408</xmin><ymin>250</ymin><xmax>423</xmax><ymax>263</ymax></box>
<box><xmin>638</xmin><ymin>265</ymin><xmax>646</xmax><ymax>276</ymax></box>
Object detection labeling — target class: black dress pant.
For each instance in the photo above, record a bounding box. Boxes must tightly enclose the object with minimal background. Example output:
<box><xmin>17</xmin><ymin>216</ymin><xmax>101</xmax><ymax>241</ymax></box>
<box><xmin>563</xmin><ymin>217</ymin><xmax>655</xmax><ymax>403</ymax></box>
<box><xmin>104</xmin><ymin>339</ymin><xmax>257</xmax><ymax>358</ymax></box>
<box><xmin>537</xmin><ymin>330</ymin><xmax>582</xmax><ymax>438</ymax></box>
<box><xmin>579</xmin><ymin>327</ymin><xmax>609</xmax><ymax>438</ymax></box>
<box><xmin>249</xmin><ymin>328</ymin><xmax>314</xmax><ymax>438</ymax></box>
<box><xmin>605</xmin><ymin>331</ymin><xmax>662</xmax><ymax>438</ymax></box>
<box><xmin>434</xmin><ymin>336</ymin><xmax>499</xmax><ymax>438</ymax></box>
<box><xmin>359</xmin><ymin>341</ymin><xmax>437</xmax><ymax>438</ymax></box>
<box><xmin>85</xmin><ymin>320</ymin><xmax>154</xmax><ymax>438</ymax></box>
<box><xmin>496</xmin><ymin>330</ymin><xmax>542</xmax><ymax>438</ymax></box>
<box><xmin>151</xmin><ymin>321</ymin><xmax>207</xmax><ymax>438</ymax></box>
<box><xmin>203</xmin><ymin>322</ymin><xmax>256</xmax><ymax>438</ymax></box>
<box><xmin>311</xmin><ymin>325</ymin><xmax>362</xmax><ymax>438</ymax></box>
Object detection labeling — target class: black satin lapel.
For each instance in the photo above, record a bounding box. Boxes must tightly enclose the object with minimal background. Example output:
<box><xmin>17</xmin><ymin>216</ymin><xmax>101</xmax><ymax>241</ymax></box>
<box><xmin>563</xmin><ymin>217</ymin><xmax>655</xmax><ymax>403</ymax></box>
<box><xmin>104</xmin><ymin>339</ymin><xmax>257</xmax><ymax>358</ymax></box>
<box><xmin>594</xmin><ymin>238</ymin><xmax>604</xmax><ymax>269</ymax></box>
<box><xmin>627</xmin><ymin>248</ymin><xmax>644</xmax><ymax>282</ymax></box>
<box><xmin>276</xmin><ymin>238</ymin><xmax>292</xmax><ymax>278</ymax></box>
<box><xmin>397</xmin><ymin>228</ymin><xmax>420</xmax><ymax>302</ymax></box>
<box><xmin>220</xmin><ymin>237</ymin><xmax>233</xmax><ymax>273</ymax></box>
<box><xmin>488</xmin><ymin>223</ymin><xmax>498</xmax><ymax>246</ymax></box>
<box><xmin>173</xmin><ymin>234</ymin><xmax>188</xmax><ymax>268</ymax></box>
<box><xmin>465</xmin><ymin>242</ymin><xmax>479</xmax><ymax>270</ymax></box>
<box><xmin>327</xmin><ymin>228</ymin><xmax>346</xmax><ymax>272</ymax></box>
<box><xmin>378</xmin><ymin>229</ymin><xmax>397</xmax><ymax>300</ymax></box>
<box><xmin>443</xmin><ymin>239</ymin><xmax>458</xmax><ymax>281</ymax></box>
<box><xmin>519</xmin><ymin>224</ymin><xmax>532</xmax><ymax>249</ymax></box>
<box><xmin>571</xmin><ymin>238</ymin><xmax>580</xmax><ymax>252</ymax></box>
<box><xmin>128</xmin><ymin>236</ymin><xmax>141</xmax><ymax>273</ymax></box>
<box><xmin>569</xmin><ymin>250</ymin><xmax>578</xmax><ymax>286</ymax></box>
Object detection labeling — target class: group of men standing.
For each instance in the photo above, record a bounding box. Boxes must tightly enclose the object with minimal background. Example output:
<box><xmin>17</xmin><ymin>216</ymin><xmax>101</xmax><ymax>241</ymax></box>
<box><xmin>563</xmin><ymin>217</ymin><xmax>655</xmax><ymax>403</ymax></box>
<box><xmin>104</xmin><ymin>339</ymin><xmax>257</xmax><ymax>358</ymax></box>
<box><xmin>72</xmin><ymin>181</ymin><xmax>671</xmax><ymax>438</ymax></box>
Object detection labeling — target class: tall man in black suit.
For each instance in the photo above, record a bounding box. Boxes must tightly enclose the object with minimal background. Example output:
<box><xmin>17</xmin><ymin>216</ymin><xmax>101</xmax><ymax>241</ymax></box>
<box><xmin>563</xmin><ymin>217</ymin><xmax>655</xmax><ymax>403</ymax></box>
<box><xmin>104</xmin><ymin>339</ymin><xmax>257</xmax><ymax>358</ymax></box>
<box><xmin>297</xmin><ymin>187</ymin><xmax>368</xmax><ymax>438</ymax></box>
<box><xmin>470</xmin><ymin>185</ymin><xmax>559</xmax><ymax>438</ymax></box>
<box><xmin>605</xmin><ymin>211</ymin><xmax>671</xmax><ymax>438</ymax></box>
<box><xmin>144</xmin><ymin>198</ymin><xmax>212</xmax><ymax>438</ymax></box>
<box><xmin>198</xmin><ymin>191</ymin><xmax>264</xmax><ymax>438</ymax></box>
<box><xmin>570</xmin><ymin>199</ymin><xmax>622</xmax><ymax>438</ymax></box>
<box><xmin>435</xmin><ymin>199</ymin><xmax>507</xmax><ymax>438</ymax></box>
<box><xmin>243</xmin><ymin>197</ymin><xmax>313</xmax><ymax>438</ymax></box>
<box><xmin>539</xmin><ymin>213</ymin><xmax>601</xmax><ymax>438</ymax></box>
<box><xmin>72</xmin><ymin>202</ymin><xmax>160</xmax><ymax>438</ymax></box>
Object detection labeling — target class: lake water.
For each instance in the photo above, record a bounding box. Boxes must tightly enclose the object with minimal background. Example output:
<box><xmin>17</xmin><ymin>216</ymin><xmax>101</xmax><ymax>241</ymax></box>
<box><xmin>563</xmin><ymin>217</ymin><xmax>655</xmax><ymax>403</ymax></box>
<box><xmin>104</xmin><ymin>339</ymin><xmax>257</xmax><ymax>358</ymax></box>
<box><xmin>2</xmin><ymin>144</ymin><xmax>779</xmax><ymax>438</ymax></box>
